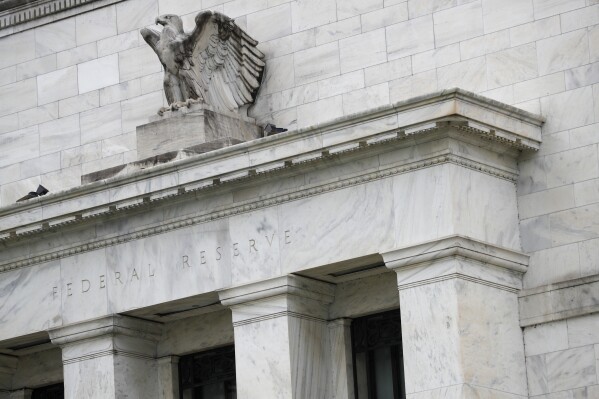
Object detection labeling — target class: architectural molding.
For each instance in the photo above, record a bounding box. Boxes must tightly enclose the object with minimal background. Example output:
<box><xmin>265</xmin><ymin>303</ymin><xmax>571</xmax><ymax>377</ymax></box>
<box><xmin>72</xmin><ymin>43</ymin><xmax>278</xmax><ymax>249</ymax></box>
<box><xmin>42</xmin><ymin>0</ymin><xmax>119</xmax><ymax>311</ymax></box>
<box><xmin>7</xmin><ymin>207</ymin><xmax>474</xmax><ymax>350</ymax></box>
<box><xmin>383</xmin><ymin>235</ymin><xmax>529</xmax><ymax>292</ymax></box>
<box><xmin>0</xmin><ymin>152</ymin><xmax>514</xmax><ymax>273</ymax></box>
<box><xmin>519</xmin><ymin>273</ymin><xmax>599</xmax><ymax>327</ymax></box>
<box><xmin>0</xmin><ymin>0</ymin><xmax>123</xmax><ymax>34</ymax></box>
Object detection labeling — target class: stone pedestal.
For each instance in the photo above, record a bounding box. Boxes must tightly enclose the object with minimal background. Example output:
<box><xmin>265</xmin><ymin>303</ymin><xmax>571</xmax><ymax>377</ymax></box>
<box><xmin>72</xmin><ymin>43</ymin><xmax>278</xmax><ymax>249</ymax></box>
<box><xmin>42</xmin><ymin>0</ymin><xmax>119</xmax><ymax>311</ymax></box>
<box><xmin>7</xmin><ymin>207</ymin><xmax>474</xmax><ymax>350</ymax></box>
<box><xmin>48</xmin><ymin>315</ymin><xmax>162</xmax><ymax>399</ymax></box>
<box><xmin>136</xmin><ymin>104</ymin><xmax>262</xmax><ymax>160</ymax></box>
<box><xmin>219</xmin><ymin>275</ymin><xmax>335</xmax><ymax>399</ymax></box>
<box><xmin>383</xmin><ymin>236</ymin><xmax>529</xmax><ymax>399</ymax></box>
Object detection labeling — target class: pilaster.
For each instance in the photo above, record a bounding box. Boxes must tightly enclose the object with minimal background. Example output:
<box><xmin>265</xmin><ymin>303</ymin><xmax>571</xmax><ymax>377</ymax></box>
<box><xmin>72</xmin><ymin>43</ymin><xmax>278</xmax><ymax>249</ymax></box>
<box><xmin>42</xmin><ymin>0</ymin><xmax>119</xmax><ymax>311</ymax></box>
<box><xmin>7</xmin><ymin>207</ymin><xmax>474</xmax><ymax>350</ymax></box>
<box><xmin>219</xmin><ymin>275</ymin><xmax>335</xmax><ymax>399</ymax></box>
<box><xmin>157</xmin><ymin>356</ymin><xmax>179</xmax><ymax>399</ymax></box>
<box><xmin>383</xmin><ymin>235</ymin><xmax>529</xmax><ymax>399</ymax></box>
<box><xmin>49</xmin><ymin>315</ymin><xmax>162</xmax><ymax>399</ymax></box>
<box><xmin>0</xmin><ymin>354</ymin><xmax>17</xmax><ymax>392</ymax></box>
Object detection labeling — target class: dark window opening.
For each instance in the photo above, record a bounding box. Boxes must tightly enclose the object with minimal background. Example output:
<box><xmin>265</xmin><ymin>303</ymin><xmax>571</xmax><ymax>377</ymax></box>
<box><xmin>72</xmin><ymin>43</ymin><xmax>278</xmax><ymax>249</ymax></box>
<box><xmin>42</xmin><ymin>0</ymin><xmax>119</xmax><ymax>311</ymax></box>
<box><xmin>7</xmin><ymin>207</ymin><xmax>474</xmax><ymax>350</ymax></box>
<box><xmin>31</xmin><ymin>383</ymin><xmax>64</xmax><ymax>399</ymax></box>
<box><xmin>352</xmin><ymin>309</ymin><xmax>406</xmax><ymax>399</ymax></box>
<box><xmin>179</xmin><ymin>345</ymin><xmax>236</xmax><ymax>399</ymax></box>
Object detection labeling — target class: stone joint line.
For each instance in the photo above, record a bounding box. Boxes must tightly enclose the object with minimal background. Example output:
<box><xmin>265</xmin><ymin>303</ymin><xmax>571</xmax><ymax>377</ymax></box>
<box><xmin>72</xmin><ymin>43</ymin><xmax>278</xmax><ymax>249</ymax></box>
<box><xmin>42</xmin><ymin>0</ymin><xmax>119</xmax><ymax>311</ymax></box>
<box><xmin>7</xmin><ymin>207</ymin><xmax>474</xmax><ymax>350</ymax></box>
<box><xmin>232</xmin><ymin>311</ymin><xmax>327</xmax><ymax>327</ymax></box>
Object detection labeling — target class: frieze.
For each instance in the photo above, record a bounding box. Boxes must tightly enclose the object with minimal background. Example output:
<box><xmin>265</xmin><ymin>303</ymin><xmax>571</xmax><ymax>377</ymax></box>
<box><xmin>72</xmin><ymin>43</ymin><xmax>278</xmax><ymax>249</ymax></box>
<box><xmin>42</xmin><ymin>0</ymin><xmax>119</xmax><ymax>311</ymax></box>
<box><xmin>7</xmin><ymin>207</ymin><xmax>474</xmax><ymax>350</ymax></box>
<box><xmin>0</xmin><ymin>151</ymin><xmax>517</xmax><ymax>274</ymax></box>
<box><xmin>50</xmin><ymin>229</ymin><xmax>293</xmax><ymax>299</ymax></box>
<box><xmin>0</xmin><ymin>120</ymin><xmax>522</xmax><ymax>245</ymax></box>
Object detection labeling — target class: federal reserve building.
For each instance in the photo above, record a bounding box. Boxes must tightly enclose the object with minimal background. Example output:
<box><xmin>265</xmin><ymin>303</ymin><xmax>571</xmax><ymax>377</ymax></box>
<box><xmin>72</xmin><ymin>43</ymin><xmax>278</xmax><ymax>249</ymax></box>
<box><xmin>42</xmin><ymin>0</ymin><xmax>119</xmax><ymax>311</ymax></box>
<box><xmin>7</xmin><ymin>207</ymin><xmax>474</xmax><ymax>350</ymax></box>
<box><xmin>0</xmin><ymin>0</ymin><xmax>598</xmax><ymax>398</ymax></box>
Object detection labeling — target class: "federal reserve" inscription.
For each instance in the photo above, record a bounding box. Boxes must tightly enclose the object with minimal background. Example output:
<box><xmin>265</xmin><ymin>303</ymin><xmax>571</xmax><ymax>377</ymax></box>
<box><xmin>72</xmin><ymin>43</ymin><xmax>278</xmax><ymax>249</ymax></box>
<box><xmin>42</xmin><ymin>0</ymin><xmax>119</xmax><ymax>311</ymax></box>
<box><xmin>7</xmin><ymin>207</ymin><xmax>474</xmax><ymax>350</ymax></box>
<box><xmin>52</xmin><ymin>229</ymin><xmax>293</xmax><ymax>299</ymax></box>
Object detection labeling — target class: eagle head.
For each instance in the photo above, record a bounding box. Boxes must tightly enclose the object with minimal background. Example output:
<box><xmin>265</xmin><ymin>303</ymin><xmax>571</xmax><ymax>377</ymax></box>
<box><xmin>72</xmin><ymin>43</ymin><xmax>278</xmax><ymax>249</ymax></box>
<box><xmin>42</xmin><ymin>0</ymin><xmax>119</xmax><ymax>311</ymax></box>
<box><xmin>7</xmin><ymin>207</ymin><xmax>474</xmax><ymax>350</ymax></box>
<box><xmin>155</xmin><ymin>14</ymin><xmax>184</xmax><ymax>33</ymax></box>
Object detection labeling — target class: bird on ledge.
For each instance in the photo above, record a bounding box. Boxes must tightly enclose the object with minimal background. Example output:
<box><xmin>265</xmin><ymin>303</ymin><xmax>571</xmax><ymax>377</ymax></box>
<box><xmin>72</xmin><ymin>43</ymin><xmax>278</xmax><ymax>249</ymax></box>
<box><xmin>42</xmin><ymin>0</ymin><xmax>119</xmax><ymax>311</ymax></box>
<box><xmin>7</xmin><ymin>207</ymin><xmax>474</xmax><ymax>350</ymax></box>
<box><xmin>17</xmin><ymin>185</ymin><xmax>49</xmax><ymax>202</ymax></box>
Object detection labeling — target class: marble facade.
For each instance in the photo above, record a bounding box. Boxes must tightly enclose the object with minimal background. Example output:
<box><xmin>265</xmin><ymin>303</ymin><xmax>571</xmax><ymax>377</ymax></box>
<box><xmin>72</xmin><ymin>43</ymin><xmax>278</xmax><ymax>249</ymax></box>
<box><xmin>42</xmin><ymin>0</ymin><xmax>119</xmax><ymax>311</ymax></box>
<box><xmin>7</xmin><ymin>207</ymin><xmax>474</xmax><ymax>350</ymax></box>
<box><xmin>1</xmin><ymin>1</ymin><xmax>599</xmax><ymax>399</ymax></box>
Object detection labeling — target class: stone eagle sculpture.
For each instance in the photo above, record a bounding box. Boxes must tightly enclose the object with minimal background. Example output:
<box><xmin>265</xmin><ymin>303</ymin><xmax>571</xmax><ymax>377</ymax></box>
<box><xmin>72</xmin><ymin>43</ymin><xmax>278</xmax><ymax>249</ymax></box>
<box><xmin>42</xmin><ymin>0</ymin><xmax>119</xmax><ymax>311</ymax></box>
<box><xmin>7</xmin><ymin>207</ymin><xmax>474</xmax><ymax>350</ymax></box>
<box><xmin>141</xmin><ymin>11</ymin><xmax>265</xmax><ymax>115</ymax></box>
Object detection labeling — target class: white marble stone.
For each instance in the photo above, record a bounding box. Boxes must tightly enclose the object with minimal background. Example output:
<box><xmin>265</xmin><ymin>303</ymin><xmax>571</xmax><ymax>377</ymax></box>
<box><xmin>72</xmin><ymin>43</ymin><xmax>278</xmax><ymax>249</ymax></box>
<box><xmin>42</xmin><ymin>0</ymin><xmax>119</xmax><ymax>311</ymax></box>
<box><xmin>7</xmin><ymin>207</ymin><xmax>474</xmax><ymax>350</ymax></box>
<box><xmin>79</xmin><ymin>103</ymin><xmax>122</xmax><ymax>145</ymax></box>
<box><xmin>433</xmin><ymin>1</ymin><xmax>483</xmax><ymax>48</ymax></box>
<box><xmin>0</xmin><ymin>126</ymin><xmax>39</xmax><ymax>168</ymax></box>
<box><xmin>537</xmin><ymin>29</ymin><xmax>590</xmax><ymax>76</ymax></box>
<box><xmin>118</xmin><ymin>45</ymin><xmax>162</xmax><ymax>83</ymax></box>
<box><xmin>386</xmin><ymin>15</ymin><xmax>434</xmax><ymax>60</ymax></box>
<box><xmin>37</xmin><ymin>66</ymin><xmax>78</xmax><ymax>105</ymax></box>
<box><xmin>0</xmin><ymin>78</ymin><xmax>37</xmax><ymax>118</ymax></box>
<box><xmin>487</xmin><ymin>43</ymin><xmax>538</xmax><ymax>89</ymax></box>
<box><xmin>460</xmin><ymin>29</ymin><xmax>510</xmax><ymax>60</ymax></box>
<box><xmin>437</xmin><ymin>56</ymin><xmax>488</xmax><ymax>93</ymax></box>
<box><xmin>34</xmin><ymin>18</ymin><xmax>76</xmax><ymax>57</ymax></box>
<box><xmin>97</xmin><ymin>31</ymin><xmax>139</xmax><ymax>58</ymax></box>
<box><xmin>115</xmin><ymin>0</ymin><xmax>158</xmax><ymax>34</ymax></box>
<box><xmin>361</xmin><ymin>3</ymin><xmax>408</xmax><ymax>32</ymax></box>
<box><xmin>0</xmin><ymin>260</ymin><xmax>62</xmax><ymax>341</ymax></box>
<box><xmin>533</xmin><ymin>0</ymin><xmax>586</xmax><ymax>19</ymax></box>
<box><xmin>38</xmin><ymin>114</ymin><xmax>80</xmax><ymax>156</ymax></box>
<box><xmin>16</xmin><ymin>54</ymin><xmax>56</xmax><ymax>81</ymax></box>
<box><xmin>290</xmin><ymin>0</ymin><xmax>336</xmax><ymax>33</ymax></box>
<box><xmin>18</xmin><ymin>103</ymin><xmax>58</xmax><ymax>129</ymax></box>
<box><xmin>0</xmin><ymin>30</ymin><xmax>35</xmax><ymax>70</ymax></box>
<box><xmin>77</xmin><ymin>55</ymin><xmax>120</xmax><ymax>94</ymax></box>
<box><xmin>412</xmin><ymin>44</ymin><xmax>460</xmax><ymax>74</ymax></box>
<box><xmin>339</xmin><ymin>28</ymin><xmax>387</xmax><ymax>73</ymax></box>
<box><xmin>56</xmin><ymin>43</ymin><xmax>97</xmax><ymax>69</ymax></box>
<box><xmin>365</xmin><ymin>56</ymin><xmax>412</xmax><ymax>86</ymax></box>
<box><xmin>294</xmin><ymin>42</ymin><xmax>340</xmax><ymax>86</ymax></box>
<box><xmin>314</xmin><ymin>17</ymin><xmax>361</xmax><ymax>46</ymax></box>
<box><xmin>75</xmin><ymin>5</ymin><xmax>117</xmax><ymax>46</ymax></box>
<box><xmin>482</xmin><ymin>0</ymin><xmax>534</xmax><ymax>33</ymax></box>
<box><xmin>247</xmin><ymin>3</ymin><xmax>291</xmax><ymax>42</ymax></box>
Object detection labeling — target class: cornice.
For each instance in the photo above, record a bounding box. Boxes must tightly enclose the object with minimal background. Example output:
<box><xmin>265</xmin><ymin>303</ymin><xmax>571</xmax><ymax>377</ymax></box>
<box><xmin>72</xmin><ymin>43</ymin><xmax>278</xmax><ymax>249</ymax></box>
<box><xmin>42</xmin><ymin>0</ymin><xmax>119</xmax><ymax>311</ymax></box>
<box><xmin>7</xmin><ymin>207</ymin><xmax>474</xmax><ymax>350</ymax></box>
<box><xmin>0</xmin><ymin>0</ymin><xmax>123</xmax><ymax>34</ymax></box>
<box><xmin>0</xmin><ymin>151</ymin><xmax>518</xmax><ymax>273</ymax></box>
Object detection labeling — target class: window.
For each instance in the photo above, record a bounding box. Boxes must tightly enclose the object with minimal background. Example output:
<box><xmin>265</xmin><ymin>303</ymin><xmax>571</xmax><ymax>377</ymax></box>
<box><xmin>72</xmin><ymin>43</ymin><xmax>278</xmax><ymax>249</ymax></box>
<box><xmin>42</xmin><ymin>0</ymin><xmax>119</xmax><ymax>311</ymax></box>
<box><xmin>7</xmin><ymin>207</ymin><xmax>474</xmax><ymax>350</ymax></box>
<box><xmin>352</xmin><ymin>309</ymin><xmax>406</xmax><ymax>399</ymax></box>
<box><xmin>31</xmin><ymin>383</ymin><xmax>64</xmax><ymax>399</ymax></box>
<box><xmin>179</xmin><ymin>345</ymin><xmax>236</xmax><ymax>399</ymax></box>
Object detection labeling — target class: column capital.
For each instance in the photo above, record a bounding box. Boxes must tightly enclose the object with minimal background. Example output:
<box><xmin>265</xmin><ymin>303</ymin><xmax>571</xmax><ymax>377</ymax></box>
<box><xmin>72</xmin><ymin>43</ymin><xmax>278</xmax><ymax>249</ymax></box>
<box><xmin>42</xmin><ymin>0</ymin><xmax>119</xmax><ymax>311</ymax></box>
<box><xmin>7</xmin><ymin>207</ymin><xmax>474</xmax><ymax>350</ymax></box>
<box><xmin>382</xmin><ymin>235</ymin><xmax>529</xmax><ymax>292</ymax></box>
<box><xmin>218</xmin><ymin>274</ymin><xmax>334</xmax><ymax>307</ymax></box>
<box><xmin>48</xmin><ymin>315</ymin><xmax>162</xmax><ymax>347</ymax></box>
<box><xmin>218</xmin><ymin>274</ymin><xmax>334</xmax><ymax>327</ymax></box>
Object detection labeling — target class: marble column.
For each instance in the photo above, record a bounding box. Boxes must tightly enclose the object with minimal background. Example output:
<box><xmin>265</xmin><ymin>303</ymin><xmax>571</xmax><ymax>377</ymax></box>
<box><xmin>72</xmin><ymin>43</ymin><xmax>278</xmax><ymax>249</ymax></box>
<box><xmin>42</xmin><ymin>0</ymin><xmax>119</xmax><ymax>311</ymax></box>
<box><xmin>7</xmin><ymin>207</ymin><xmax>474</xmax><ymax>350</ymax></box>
<box><xmin>157</xmin><ymin>356</ymin><xmax>179</xmax><ymax>399</ymax></box>
<box><xmin>49</xmin><ymin>315</ymin><xmax>162</xmax><ymax>399</ymax></box>
<box><xmin>219</xmin><ymin>275</ymin><xmax>335</xmax><ymax>399</ymax></box>
<box><xmin>383</xmin><ymin>236</ymin><xmax>529</xmax><ymax>399</ymax></box>
<box><xmin>327</xmin><ymin>319</ymin><xmax>354</xmax><ymax>399</ymax></box>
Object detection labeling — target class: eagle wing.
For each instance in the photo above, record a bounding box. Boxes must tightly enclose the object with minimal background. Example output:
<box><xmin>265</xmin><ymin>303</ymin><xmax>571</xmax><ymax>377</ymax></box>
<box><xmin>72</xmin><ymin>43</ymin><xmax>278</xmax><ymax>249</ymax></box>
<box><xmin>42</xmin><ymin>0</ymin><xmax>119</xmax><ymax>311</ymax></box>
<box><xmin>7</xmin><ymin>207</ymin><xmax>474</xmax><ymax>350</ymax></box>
<box><xmin>180</xmin><ymin>11</ymin><xmax>265</xmax><ymax>113</ymax></box>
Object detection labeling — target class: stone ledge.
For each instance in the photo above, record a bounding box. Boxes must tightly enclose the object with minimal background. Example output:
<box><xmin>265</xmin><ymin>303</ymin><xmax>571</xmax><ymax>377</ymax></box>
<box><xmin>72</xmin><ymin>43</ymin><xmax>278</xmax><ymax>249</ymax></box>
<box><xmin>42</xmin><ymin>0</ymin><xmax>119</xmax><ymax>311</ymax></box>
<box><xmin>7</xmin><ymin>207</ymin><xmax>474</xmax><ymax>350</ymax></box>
<box><xmin>0</xmin><ymin>89</ymin><xmax>543</xmax><ymax>248</ymax></box>
<box><xmin>382</xmin><ymin>235</ymin><xmax>529</xmax><ymax>292</ymax></box>
<box><xmin>519</xmin><ymin>274</ymin><xmax>599</xmax><ymax>327</ymax></box>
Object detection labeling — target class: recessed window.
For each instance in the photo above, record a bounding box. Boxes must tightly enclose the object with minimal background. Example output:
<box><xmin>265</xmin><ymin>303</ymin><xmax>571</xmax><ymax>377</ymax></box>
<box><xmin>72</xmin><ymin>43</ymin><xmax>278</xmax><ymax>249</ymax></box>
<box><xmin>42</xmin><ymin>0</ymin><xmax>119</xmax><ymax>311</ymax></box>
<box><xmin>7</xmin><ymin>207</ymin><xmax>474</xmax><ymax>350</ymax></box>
<box><xmin>352</xmin><ymin>309</ymin><xmax>406</xmax><ymax>399</ymax></box>
<box><xmin>31</xmin><ymin>383</ymin><xmax>64</xmax><ymax>399</ymax></box>
<box><xmin>179</xmin><ymin>345</ymin><xmax>236</xmax><ymax>399</ymax></box>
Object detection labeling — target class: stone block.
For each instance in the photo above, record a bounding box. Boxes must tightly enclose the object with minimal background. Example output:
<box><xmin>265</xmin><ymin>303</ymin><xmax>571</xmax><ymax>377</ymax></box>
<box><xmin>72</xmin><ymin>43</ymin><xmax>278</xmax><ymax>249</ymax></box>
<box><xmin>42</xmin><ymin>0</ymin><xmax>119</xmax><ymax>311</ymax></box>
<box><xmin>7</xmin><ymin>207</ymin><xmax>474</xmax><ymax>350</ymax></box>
<box><xmin>541</xmin><ymin>86</ymin><xmax>594</xmax><ymax>134</ymax></box>
<box><xmin>314</xmin><ymin>16</ymin><xmax>361</xmax><ymax>46</ymax></box>
<box><xmin>412</xmin><ymin>44</ymin><xmax>460</xmax><ymax>74</ymax></box>
<box><xmin>342</xmin><ymin>83</ymin><xmax>389</xmax><ymax>115</ymax></box>
<box><xmin>546</xmin><ymin>346</ymin><xmax>597</xmax><ymax>392</ymax></box>
<box><xmin>20</xmin><ymin>151</ymin><xmax>61</xmax><ymax>180</ymax></box>
<box><xmin>519</xmin><ymin>215</ymin><xmax>552</xmax><ymax>252</ymax></box>
<box><xmin>364</xmin><ymin>57</ymin><xmax>411</xmax><ymax>86</ymax></box>
<box><xmin>37</xmin><ymin>66</ymin><xmax>78</xmax><ymax>105</ymax></box>
<box><xmin>574</xmin><ymin>175</ymin><xmax>599</xmax><ymax>207</ymax></box>
<box><xmin>246</xmin><ymin>3</ymin><xmax>291</xmax><ymax>42</ymax></box>
<box><xmin>433</xmin><ymin>1</ymin><xmax>483</xmax><ymax>47</ymax></box>
<box><xmin>437</xmin><ymin>56</ymin><xmax>488</xmax><ymax>93</ymax></box>
<box><xmin>514</xmin><ymin>72</ymin><xmax>565</xmax><ymax>103</ymax></box>
<box><xmin>509</xmin><ymin>16</ymin><xmax>561</xmax><ymax>47</ymax></box>
<box><xmin>294</xmin><ymin>42</ymin><xmax>340</xmax><ymax>86</ymax></box>
<box><xmin>223</xmin><ymin>0</ymin><xmax>268</xmax><ymax>18</ymax></box>
<box><xmin>80</xmin><ymin>103</ymin><xmax>123</xmax><ymax>144</ymax></box>
<box><xmin>34</xmin><ymin>18</ymin><xmax>76</xmax><ymax>57</ymax></box>
<box><xmin>487</xmin><ymin>43</ymin><xmax>538</xmax><ymax>89</ymax></box>
<box><xmin>533</xmin><ymin>0</ymin><xmax>586</xmax><ymax>20</ymax></box>
<box><xmin>118</xmin><ymin>45</ymin><xmax>162</xmax><ymax>83</ymax></box>
<box><xmin>386</xmin><ymin>15</ymin><xmax>434</xmax><ymax>60</ymax></box>
<box><xmin>360</xmin><ymin>3</ymin><xmax>408</xmax><ymax>32</ymax></box>
<box><xmin>460</xmin><ymin>30</ymin><xmax>510</xmax><ymax>60</ymax></box>
<box><xmin>136</xmin><ymin>105</ymin><xmax>262</xmax><ymax>160</ymax></box>
<box><xmin>407</xmin><ymin>0</ymin><xmax>457</xmax><ymax>19</ymax></box>
<box><xmin>546</xmin><ymin>145</ymin><xmax>599</xmax><ymax>188</ymax></box>
<box><xmin>338</xmin><ymin>0</ymin><xmax>382</xmax><ymax>19</ymax></box>
<box><xmin>18</xmin><ymin>103</ymin><xmax>58</xmax><ymax>129</ymax></box>
<box><xmin>260</xmin><ymin>54</ymin><xmax>295</xmax><ymax>94</ymax></box>
<box><xmin>523</xmin><ymin>321</ymin><xmax>568</xmax><ymax>357</ymax></box>
<box><xmin>97</xmin><ymin>31</ymin><xmax>139</xmax><ymax>58</ymax></box>
<box><xmin>0</xmin><ymin>65</ymin><xmax>16</xmax><ymax>87</ymax></box>
<box><xmin>291</xmin><ymin>0</ymin><xmax>336</xmax><ymax>32</ymax></box>
<box><xmin>56</xmin><ymin>42</ymin><xmax>98</xmax><ymax>69</ymax></box>
<box><xmin>99</xmin><ymin>80</ymin><xmax>142</xmax><ymax>106</ymax></box>
<box><xmin>158</xmin><ymin>0</ymin><xmax>202</xmax><ymax>16</ymax></box>
<box><xmin>578</xmin><ymin>237</ymin><xmax>599</xmax><ymax>277</ymax></box>
<box><xmin>525</xmin><ymin>242</ymin><xmax>580</xmax><ymax>287</ymax></box>
<box><xmin>0</xmin><ymin>126</ymin><xmax>39</xmax><ymax>168</ymax></box>
<box><xmin>482</xmin><ymin>0</ymin><xmax>534</xmax><ymax>33</ymax></box>
<box><xmin>39</xmin><ymin>114</ymin><xmax>80</xmax><ymax>155</ymax></box>
<box><xmin>339</xmin><ymin>28</ymin><xmax>387</xmax><ymax>73</ymax></box>
<box><xmin>61</xmin><ymin>141</ymin><xmax>102</xmax><ymax>168</ymax></box>
<box><xmin>519</xmin><ymin>185</ymin><xmax>575</xmax><ymax>219</ymax></box>
<box><xmin>0</xmin><ymin>30</ymin><xmax>35</xmax><ymax>70</ymax></box>
<box><xmin>75</xmin><ymin>5</ymin><xmax>117</xmax><ymax>46</ymax></box>
<box><xmin>297</xmin><ymin>95</ymin><xmax>343</xmax><ymax>129</ymax></box>
<box><xmin>59</xmin><ymin>91</ymin><xmax>100</xmax><ymax>118</ymax></box>
<box><xmin>273</xmin><ymin>82</ymin><xmax>318</xmax><ymax>109</ymax></box>
<box><xmin>318</xmin><ymin>70</ymin><xmax>364</xmax><ymax>99</ymax></box>
<box><xmin>389</xmin><ymin>69</ymin><xmax>437</xmax><ymax>103</ymax></box>
<box><xmin>16</xmin><ymin>54</ymin><xmax>56</xmax><ymax>81</ymax></box>
<box><xmin>121</xmin><ymin>91</ymin><xmax>165</xmax><ymax>133</ymax></box>
<box><xmin>116</xmin><ymin>0</ymin><xmax>158</xmax><ymax>34</ymax></box>
<box><xmin>78</xmin><ymin>54</ymin><xmax>120</xmax><ymax>94</ymax></box>
<box><xmin>0</xmin><ymin>78</ymin><xmax>37</xmax><ymax>118</ymax></box>
<box><xmin>537</xmin><ymin>29</ymin><xmax>589</xmax><ymax>75</ymax></box>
